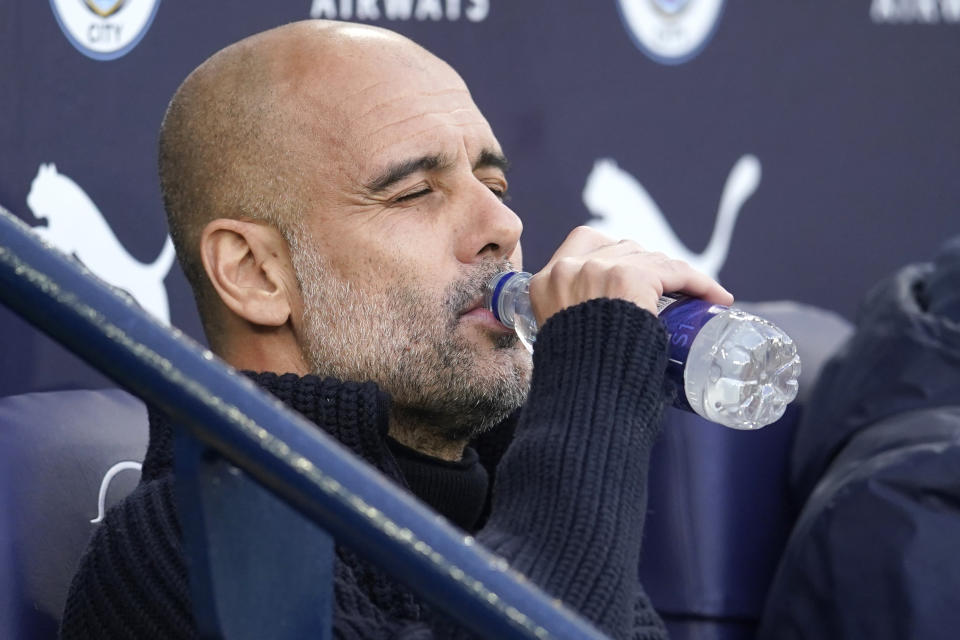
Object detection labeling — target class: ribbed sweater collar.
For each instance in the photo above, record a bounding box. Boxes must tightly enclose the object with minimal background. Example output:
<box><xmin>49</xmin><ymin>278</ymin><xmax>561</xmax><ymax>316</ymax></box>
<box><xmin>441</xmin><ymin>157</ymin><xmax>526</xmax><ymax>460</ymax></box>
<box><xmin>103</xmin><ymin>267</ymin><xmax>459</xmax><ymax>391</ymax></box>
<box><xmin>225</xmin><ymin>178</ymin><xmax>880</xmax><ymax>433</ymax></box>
<box><xmin>246</xmin><ymin>371</ymin><xmax>400</xmax><ymax>478</ymax></box>
<box><xmin>142</xmin><ymin>371</ymin><xmax>400</xmax><ymax>485</ymax></box>
<box><xmin>387</xmin><ymin>437</ymin><xmax>489</xmax><ymax>531</ymax></box>
<box><xmin>142</xmin><ymin>371</ymin><xmax>497</xmax><ymax>531</ymax></box>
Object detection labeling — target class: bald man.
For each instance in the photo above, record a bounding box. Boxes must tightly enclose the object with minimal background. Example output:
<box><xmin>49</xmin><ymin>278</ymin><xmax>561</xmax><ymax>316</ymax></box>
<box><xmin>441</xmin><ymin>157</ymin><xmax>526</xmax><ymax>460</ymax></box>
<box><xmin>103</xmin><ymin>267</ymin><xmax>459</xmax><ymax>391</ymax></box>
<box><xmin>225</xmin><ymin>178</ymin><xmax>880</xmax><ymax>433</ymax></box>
<box><xmin>61</xmin><ymin>20</ymin><xmax>731</xmax><ymax>639</ymax></box>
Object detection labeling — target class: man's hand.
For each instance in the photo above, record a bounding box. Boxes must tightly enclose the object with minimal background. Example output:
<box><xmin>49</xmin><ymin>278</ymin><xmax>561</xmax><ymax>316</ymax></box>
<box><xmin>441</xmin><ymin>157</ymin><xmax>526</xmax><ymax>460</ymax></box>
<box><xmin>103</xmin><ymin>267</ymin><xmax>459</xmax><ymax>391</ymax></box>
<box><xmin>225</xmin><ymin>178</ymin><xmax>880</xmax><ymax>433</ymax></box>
<box><xmin>529</xmin><ymin>226</ymin><xmax>734</xmax><ymax>326</ymax></box>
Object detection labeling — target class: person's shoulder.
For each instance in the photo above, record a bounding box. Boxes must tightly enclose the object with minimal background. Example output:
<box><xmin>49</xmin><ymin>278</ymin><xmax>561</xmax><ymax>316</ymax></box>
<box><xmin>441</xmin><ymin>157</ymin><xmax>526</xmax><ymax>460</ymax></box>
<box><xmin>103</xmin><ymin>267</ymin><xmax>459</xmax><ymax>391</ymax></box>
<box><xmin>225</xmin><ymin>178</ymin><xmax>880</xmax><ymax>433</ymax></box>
<box><xmin>99</xmin><ymin>473</ymin><xmax>181</xmax><ymax>542</ymax></box>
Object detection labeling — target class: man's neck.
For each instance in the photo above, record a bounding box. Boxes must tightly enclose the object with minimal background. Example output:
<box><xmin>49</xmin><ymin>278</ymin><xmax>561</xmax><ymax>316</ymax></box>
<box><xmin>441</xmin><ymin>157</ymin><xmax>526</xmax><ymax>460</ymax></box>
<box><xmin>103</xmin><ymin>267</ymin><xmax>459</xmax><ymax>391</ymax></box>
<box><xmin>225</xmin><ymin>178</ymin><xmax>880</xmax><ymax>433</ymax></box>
<box><xmin>388</xmin><ymin>411</ymin><xmax>467</xmax><ymax>462</ymax></box>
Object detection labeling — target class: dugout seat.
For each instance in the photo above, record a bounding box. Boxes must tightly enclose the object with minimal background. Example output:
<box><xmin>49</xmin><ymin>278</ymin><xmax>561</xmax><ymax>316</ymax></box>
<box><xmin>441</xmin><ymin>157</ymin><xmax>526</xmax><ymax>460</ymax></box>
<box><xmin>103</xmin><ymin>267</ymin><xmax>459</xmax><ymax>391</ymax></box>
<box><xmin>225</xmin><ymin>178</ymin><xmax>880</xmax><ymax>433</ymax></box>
<box><xmin>0</xmin><ymin>388</ymin><xmax>148</xmax><ymax>640</ymax></box>
<box><xmin>641</xmin><ymin>301</ymin><xmax>854</xmax><ymax>640</ymax></box>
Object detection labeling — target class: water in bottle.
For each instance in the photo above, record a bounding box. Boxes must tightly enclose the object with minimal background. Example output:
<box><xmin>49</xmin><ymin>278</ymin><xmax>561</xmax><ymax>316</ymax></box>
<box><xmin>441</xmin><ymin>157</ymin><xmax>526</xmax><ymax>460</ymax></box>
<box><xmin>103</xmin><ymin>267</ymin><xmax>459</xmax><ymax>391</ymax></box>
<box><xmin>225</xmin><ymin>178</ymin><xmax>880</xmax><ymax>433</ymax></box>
<box><xmin>486</xmin><ymin>271</ymin><xmax>801</xmax><ymax>430</ymax></box>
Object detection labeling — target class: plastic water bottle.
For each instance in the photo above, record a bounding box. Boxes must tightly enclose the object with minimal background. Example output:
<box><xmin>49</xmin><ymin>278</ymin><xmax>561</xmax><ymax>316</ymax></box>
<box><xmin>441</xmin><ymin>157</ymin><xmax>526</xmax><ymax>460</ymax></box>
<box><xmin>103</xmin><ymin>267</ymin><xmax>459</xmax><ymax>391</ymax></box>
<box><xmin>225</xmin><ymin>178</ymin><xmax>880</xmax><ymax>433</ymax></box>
<box><xmin>486</xmin><ymin>271</ymin><xmax>801</xmax><ymax>430</ymax></box>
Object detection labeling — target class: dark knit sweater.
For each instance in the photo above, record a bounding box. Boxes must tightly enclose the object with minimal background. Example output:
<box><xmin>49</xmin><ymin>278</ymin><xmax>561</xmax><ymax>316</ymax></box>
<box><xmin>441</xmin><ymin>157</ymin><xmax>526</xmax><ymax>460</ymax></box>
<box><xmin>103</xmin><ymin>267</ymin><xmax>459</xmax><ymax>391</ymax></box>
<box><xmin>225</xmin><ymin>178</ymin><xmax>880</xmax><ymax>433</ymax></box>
<box><xmin>387</xmin><ymin>438</ymin><xmax>490</xmax><ymax>531</ymax></box>
<box><xmin>60</xmin><ymin>299</ymin><xmax>670</xmax><ymax>639</ymax></box>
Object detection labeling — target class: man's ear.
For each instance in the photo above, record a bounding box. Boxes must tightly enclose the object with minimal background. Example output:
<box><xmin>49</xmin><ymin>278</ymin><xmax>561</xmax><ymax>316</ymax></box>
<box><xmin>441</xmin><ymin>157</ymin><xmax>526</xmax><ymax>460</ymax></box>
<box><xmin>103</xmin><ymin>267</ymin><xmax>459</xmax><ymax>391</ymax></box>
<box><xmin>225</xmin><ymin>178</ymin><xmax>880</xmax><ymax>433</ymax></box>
<box><xmin>200</xmin><ymin>219</ymin><xmax>297</xmax><ymax>327</ymax></box>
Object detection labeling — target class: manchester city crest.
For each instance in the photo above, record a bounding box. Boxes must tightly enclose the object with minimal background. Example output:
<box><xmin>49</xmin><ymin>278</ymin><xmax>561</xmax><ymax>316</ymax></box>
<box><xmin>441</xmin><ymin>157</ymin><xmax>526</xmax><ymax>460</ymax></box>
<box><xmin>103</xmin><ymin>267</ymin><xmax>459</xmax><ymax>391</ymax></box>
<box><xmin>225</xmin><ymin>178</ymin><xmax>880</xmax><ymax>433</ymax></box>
<box><xmin>83</xmin><ymin>0</ymin><xmax>126</xmax><ymax>18</ymax></box>
<box><xmin>652</xmin><ymin>0</ymin><xmax>691</xmax><ymax>14</ymax></box>
<box><xmin>616</xmin><ymin>0</ymin><xmax>725</xmax><ymax>65</ymax></box>
<box><xmin>50</xmin><ymin>0</ymin><xmax>161</xmax><ymax>61</ymax></box>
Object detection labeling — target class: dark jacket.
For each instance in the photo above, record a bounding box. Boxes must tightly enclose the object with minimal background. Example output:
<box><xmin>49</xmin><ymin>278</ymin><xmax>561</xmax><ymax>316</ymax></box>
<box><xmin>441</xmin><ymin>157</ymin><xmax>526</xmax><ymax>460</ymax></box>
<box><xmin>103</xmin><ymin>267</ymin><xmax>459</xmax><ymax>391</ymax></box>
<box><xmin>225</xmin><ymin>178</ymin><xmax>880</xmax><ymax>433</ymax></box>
<box><xmin>759</xmin><ymin>240</ymin><xmax>960</xmax><ymax>640</ymax></box>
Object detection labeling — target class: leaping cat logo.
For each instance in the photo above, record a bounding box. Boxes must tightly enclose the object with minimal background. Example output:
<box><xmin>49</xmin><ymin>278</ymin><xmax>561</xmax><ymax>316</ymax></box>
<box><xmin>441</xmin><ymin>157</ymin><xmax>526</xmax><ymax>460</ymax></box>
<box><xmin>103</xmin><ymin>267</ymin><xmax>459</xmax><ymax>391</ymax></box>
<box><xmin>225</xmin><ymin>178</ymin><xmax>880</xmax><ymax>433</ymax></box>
<box><xmin>26</xmin><ymin>163</ymin><xmax>176</xmax><ymax>324</ymax></box>
<box><xmin>90</xmin><ymin>461</ymin><xmax>142</xmax><ymax>524</ymax></box>
<box><xmin>583</xmin><ymin>154</ymin><xmax>762</xmax><ymax>280</ymax></box>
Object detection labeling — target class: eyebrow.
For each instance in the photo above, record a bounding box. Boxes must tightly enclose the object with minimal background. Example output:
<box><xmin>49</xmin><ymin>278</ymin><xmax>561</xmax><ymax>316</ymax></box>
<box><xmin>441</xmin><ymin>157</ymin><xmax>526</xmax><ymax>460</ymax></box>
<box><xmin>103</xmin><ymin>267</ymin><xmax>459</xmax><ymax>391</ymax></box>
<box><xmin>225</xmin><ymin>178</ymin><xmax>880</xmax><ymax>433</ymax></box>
<box><xmin>363</xmin><ymin>148</ymin><xmax>510</xmax><ymax>194</ymax></box>
<box><xmin>474</xmin><ymin>149</ymin><xmax>510</xmax><ymax>174</ymax></box>
<box><xmin>364</xmin><ymin>154</ymin><xmax>451</xmax><ymax>194</ymax></box>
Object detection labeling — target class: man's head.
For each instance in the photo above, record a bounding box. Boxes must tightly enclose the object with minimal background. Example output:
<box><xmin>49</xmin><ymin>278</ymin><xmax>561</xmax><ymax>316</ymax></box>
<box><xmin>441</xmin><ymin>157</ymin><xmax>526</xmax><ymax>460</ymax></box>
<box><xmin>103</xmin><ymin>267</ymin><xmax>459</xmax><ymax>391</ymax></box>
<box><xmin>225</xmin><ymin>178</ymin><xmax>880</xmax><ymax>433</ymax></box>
<box><xmin>159</xmin><ymin>21</ymin><xmax>532</xmax><ymax>457</ymax></box>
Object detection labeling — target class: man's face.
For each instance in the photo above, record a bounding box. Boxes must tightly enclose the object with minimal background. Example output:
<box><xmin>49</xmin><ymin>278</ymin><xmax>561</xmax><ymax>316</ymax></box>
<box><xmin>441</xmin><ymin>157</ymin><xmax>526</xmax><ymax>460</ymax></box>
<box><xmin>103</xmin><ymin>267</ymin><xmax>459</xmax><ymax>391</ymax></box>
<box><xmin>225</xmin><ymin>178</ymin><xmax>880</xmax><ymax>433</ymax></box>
<box><xmin>286</xmin><ymin>38</ymin><xmax>532</xmax><ymax>440</ymax></box>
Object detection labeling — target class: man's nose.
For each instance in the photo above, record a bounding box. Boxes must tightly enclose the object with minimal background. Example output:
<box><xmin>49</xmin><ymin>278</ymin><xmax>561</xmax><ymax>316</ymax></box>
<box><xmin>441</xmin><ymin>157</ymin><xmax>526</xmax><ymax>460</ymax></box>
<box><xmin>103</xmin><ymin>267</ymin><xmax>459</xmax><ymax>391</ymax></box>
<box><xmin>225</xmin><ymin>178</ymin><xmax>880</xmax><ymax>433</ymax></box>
<box><xmin>456</xmin><ymin>183</ymin><xmax>523</xmax><ymax>264</ymax></box>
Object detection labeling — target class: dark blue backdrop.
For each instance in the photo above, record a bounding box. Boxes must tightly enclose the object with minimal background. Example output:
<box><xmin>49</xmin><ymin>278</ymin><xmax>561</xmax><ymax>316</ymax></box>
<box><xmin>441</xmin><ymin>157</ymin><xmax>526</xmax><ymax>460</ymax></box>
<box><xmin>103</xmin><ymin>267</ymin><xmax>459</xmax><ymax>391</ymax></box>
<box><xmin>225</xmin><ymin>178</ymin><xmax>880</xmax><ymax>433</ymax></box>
<box><xmin>1</xmin><ymin>1</ymin><xmax>958</xmax><ymax>396</ymax></box>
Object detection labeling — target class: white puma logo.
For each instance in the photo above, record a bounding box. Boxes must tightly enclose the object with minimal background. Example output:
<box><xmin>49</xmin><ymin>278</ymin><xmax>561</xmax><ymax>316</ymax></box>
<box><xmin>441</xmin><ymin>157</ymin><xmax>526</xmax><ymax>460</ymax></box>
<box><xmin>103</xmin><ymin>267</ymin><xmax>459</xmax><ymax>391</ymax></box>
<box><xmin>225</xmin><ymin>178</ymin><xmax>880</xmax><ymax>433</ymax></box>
<box><xmin>90</xmin><ymin>460</ymin><xmax>142</xmax><ymax>524</ymax></box>
<box><xmin>26</xmin><ymin>163</ymin><xmax>176</xmax><ymax>324</ymax></box>
<box><xmin>583</xmin><ymin>154</ymin><xmax>762</xmax><ymax>280</ymax></box>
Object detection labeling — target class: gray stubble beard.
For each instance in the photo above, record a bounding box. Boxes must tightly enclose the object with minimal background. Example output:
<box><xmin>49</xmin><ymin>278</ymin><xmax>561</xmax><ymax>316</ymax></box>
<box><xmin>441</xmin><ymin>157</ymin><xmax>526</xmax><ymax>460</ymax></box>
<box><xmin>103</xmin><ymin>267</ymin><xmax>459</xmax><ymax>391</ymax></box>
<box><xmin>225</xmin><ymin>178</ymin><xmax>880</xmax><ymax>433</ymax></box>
<box><xmin>286</xmin><ymin>228</ymin><xmax>531</xmax><ymax>443</ymax></box>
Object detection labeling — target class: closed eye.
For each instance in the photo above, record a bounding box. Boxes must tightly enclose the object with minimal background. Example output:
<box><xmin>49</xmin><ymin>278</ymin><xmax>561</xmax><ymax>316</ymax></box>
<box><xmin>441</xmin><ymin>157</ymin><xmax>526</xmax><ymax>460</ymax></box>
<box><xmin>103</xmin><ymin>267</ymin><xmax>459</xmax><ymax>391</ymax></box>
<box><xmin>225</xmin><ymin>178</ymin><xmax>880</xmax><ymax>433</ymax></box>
<box><xmin>487</xmin><ymin>184</ymin><xmax>510</xmax><ymax>202</ymax></box>
<box><xmin>395</xmin><ymin>188</ymin><xmax>432</xmax><ymax>203</ymax></box>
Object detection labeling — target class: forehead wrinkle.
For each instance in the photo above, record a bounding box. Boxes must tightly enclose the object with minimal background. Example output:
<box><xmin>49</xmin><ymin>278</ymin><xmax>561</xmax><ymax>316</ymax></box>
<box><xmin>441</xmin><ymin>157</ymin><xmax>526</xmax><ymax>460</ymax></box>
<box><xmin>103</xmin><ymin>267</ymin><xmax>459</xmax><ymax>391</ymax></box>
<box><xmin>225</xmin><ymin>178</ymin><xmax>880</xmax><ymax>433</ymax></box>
<box><xmin>330</xmin><ymin>70</ymin><xmax>463</xmax><ymax>108</ymax></box>
<box><xmin>351</xmin><ymin>89</ymin><xmax>475</xmax><ymax>129</ymax></box>
<box><xmin>359</xmin><ymin>120</ymin><xmax>496</xmax><ymax>158</ymax></box>
<box><xmin>328</xmin><ymin>79</ymin><xmax>393</xmax><ymax>111</ymax></box>
<box><xmin>360</xmin><ymin>108</ymin><xmax>489</xmax><ymax>142</ymax></box>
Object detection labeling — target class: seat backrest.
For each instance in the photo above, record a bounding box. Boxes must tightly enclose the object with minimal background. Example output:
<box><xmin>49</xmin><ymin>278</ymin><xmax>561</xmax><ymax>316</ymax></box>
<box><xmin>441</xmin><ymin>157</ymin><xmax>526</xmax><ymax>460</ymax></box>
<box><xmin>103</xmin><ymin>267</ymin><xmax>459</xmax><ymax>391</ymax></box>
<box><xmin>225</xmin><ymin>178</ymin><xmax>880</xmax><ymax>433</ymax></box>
<box><xmin>640</xmin><ymin>301</ymin><xmax>853</xmax><ymax>640</ymax></box>
<box><xmin>0</xmin><ymin>389</ymin><xmax>148</xmax><ymax>640</ymax></box>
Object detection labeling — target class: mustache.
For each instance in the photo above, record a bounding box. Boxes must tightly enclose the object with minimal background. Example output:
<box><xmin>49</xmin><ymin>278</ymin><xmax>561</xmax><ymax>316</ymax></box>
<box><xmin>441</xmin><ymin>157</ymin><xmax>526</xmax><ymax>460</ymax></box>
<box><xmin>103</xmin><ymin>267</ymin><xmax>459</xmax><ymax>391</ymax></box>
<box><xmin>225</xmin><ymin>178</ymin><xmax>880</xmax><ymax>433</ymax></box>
<box><xmin>445</xmin><ymin>260</ymin><xmax>515</xmax><ymax>318</ymax></box>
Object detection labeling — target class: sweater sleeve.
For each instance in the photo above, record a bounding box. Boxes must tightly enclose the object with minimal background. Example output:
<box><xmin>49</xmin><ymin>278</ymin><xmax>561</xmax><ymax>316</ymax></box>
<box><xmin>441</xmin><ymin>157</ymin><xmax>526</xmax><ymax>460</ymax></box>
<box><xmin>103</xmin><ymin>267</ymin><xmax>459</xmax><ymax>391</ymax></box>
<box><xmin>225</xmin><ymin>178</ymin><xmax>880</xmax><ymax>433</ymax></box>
<box><xmin>475</xmin><ymin>298</ymin><xmax>669</xmax><ymax>640</ymax></box>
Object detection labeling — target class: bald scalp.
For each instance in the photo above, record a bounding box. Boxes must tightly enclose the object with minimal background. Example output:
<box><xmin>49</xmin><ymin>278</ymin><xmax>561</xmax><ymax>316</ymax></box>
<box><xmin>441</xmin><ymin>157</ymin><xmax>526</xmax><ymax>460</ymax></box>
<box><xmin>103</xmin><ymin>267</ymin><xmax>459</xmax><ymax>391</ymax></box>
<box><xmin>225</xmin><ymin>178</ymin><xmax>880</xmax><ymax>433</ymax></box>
<box><xmin>159</xmin><ymin>32</ymin><xmax>299</xmax><ymax>330</ymax></box>
<box><xmin>157</xmin><ymin>20</ymin><xmax>442</xmax><ymax>339</ymax></box>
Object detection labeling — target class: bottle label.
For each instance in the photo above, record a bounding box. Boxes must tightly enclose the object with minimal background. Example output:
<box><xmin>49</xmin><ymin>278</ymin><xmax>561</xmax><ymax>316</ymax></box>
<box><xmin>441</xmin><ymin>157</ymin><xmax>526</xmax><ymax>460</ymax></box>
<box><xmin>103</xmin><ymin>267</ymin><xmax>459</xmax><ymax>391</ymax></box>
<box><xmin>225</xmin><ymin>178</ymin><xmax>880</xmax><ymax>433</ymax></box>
<box><xmin>659</xmin><ymin>297</ymin><xmax>722</xmax><ymax>412</ymax></box>
<box><xmin>656</xmin><ymin>294</ymin><xmax>681</xmax><ymax>315</ymax></box>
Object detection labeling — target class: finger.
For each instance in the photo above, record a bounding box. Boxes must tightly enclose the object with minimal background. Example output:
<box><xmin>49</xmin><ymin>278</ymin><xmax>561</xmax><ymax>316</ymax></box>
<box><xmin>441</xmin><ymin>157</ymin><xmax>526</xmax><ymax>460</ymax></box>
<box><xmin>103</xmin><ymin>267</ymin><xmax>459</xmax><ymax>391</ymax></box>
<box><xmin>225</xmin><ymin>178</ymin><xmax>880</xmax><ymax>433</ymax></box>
<box><xmin>545</xmin><ymin>226</ymin><xmax>619</xmax><ymax>264</ymax></box>
<box><xmin>652</xmin><ymin>259</ymin><xmax>734</xmax><ymax>306</ymax></box>
<box><xmin>582</xmin><ymin>238</ymin><xmax>647</xmax><ymax>259</ymax></box>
